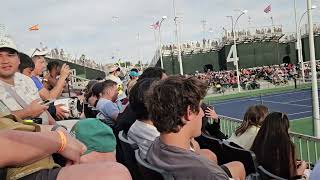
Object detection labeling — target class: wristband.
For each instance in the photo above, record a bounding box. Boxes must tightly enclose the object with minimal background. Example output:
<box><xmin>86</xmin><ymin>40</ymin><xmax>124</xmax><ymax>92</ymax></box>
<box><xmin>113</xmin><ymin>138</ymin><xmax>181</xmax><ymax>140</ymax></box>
<box><xmin>57</xmin><ymin>131</ymin><xmax>67</xmax><ymax>153</ymax></box>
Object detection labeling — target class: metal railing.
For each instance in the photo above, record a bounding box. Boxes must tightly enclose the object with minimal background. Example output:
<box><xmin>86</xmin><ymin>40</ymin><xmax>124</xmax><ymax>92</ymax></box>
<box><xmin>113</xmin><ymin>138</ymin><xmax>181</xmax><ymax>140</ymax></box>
<box><xmin>218</xmin><ymin>115</ymin><xmax>320</xmax><ymax>164</ymax></box>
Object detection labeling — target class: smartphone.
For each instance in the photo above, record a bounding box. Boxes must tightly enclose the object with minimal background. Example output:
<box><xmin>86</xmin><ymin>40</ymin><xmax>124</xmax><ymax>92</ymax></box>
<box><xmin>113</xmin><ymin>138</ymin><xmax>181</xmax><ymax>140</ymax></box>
<box><xmin>40</xmin><ymin>99</ymin><xmax>55</xmax><ymax>106</ymax></box>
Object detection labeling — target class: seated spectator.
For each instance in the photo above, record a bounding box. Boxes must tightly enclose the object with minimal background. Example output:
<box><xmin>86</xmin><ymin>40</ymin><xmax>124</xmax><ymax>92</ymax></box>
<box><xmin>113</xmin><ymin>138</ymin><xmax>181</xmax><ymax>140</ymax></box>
<box><xmin>127</xmin><ymin>78</ymin><xmax>159</xmax><ymax>159</ymax></box>
<box><xmin>200</xmin><ymin>103</ymin><xmax>227</xmax><ymax>140</ymax></box>
<box><xmin>71</xmin><ymin>118</ymin><xmax>117</xmax><ymax>163</ymax></box>
<box><xmin>146</xmin><ymin>76</ymin><xmax>246</xmax><ymax>180</ymax></box>
<box><xmin>114</xmin><ymin>67</ymin><xmax>168</xmax><ymax>135</ymax></box>
<box><xmin>96</xmin><ymin>80</ymin><xmax>119</xmax><ymax>127</ymax></box>
<box><xmin>228</xmin><ymin>105</ymin><xmax>268</xmax><ymax>150</ymax></box>
<box><xmin>18</xmin><ymin>52</ymin><xmax>34</xmax><ymax>77</ymax></box>
<box><xmin>30</xmin><ymin>49</ymin><xmax>71</xmax><ymax>100</ymax></box>
<box><xmin>251</xmin><ymin>112</ymin><xmax>308</xmax><ymax>179</ymax></box>
<box><xmin>0</xmin><ymin>37</ymin><xmax>55</xmax><ymax>125</ymax></box>
<box><xmin>18</xmin><ymin>53</ymin><xmax>69</xmax><ymax>121</ymax></box>
<box><xmin>0</xmin><ymin>128</ymin><xmax>131</xmax><ymax>180</ymax></box>
<box><xmin>83</xmin><ymin>80</ymin><xmax>99</xmax><ymax>118</ymax></box>
<box><xmin>310</xmin><ymin>161</ymin><xmax>320</xmax><ymax>180</ymax></box>
<box><xmin>126</xmin><ymin>68</ymin><xmax>139</xmax><ymax>96</ymax></box>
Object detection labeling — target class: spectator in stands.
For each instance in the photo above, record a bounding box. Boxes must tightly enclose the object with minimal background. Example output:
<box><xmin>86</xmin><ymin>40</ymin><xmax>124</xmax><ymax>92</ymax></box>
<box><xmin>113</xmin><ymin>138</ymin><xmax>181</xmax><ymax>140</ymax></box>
<box><xmin>43</xmin><ymin>61</ymin><xmax>62</xmax><ymax>90</ymax></box>
<box><xmin>96</xmin><ymin>80</ymin><xmax>119</xmax><ymax>127</ymax></box>
<box><xmin>251</xmin><ymin>112</ymin><xmax>308</xmax><ymax>179</ymax></box>
<box><xmin>310</xmin><ymin>161</ymin><xmax>320</xmax><ymax>180</ymax></box>
<box><xmin>105</xmin><ymin>64</ymin><xmax>125</xmax><ymax>101</ymax></box>
<box><xmin>200</xmin><ymin>103</ymin><xmax>227</xmax><ymax>140</ymax></box>
<box><xmin>18</xmin><ymin>52</ymin><xmax>34</xmax><ymax>77</ymax></box>
<box><xmin>0</xmin><ymin>130</ymin><xmax>131</xmax><ymax>180</ymax></box>
<box><xmin>126</xmin><ymin>68</ymin><xmax>139</xmax><ymax>95</ymax></box>
<box><xmin>114</xmin><ymin>67</ymin><xmax>168</xmax><ymax>135</ymax></box>
<box><xmin>0</xmin><ymin>36</ymin><xmax>55</xmax><ymax>125</ymax></box>
<box><xmin>88</xmin><ymin>81</ymin><xmax>104</xmax><ymax>108</ymax></box>
<box><xmin>127</xmin><ymin>78</ymin><xmax>158</xmax><ymax>159</ymax></box>
<box><xmin>146</xmin><ymin>76</ymin><xmax>246</xmax><ymax>180</ymax></box>
<box><xmin>30</xmin><ymin>49</ymin><xmax>72</xmax><ymax>100</ymax></box>
<box><xmin>71</xmin><ymin>119</ymin><xmax>117</xmax><ymax>163</ymax></box>
<box><xmin>18</xmin><ymin>54</ymin><xmax>69</xmax><ymax>121</ymax></box>
<box><xmin>83</xmin><ymin>80</ymin><xmax>99</xmax><ymax>118</ymax></box>
<box><xmin>138</xmin><ymin>67</ymin><xmax>167</xmax><ymax>81</ymax></box>
<box><xmin>228</xmin><ymin>105</ymin><xmax>268</xmax><ymax>150</ymax></box>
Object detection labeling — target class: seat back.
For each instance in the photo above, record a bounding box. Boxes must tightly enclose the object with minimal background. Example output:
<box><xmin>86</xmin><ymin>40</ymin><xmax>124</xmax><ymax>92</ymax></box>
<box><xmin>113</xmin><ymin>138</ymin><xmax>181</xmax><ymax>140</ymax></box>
<box><xmin>0</xmin><ymin>168</ymin><xmax>6</xmax><ymax>180</ymax></box>
<box><xmin>222</xmin><ymin>141</ymin><xmax>258</xmax><ymax>175</ymax></box>
<box><xmin>257</xmin><ymin>166</ymin><xmax>287</xmax><ymax>180</ymax></box>
<box><xmin>135</xmin><ymin>150</ymin><xmax>174</xmax><ymax>180</ymax></box>
<box><xmin>118</xmin><ymin>130</ymin><xmax>141</xmax><ymax>180</ymax></box>
<box><xmin>199</xmin><ymin>132</ymin><xmax>225</xmax><ymax>165</ymax></box>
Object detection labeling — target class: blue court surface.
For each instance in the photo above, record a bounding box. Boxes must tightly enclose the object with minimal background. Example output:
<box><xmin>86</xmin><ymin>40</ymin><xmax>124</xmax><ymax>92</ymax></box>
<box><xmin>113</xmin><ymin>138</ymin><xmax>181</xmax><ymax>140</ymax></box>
<box><xmin>210</xmin><ymin>89</ymin><xmax>320</xmax><ymax>121</ymax></box>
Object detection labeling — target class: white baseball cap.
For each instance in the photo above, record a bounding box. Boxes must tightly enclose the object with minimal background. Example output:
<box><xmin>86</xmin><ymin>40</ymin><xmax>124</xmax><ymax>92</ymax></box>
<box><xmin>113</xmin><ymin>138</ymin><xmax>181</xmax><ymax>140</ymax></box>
<box><xmin>0</xmin><ymin>36</ymin><xmax>18</xmax><ymax>52</ymax></box>
<box><xmin>29</xmin><ymin>48</ymin><xmax>48</xmax><ymax>58</ymax></box>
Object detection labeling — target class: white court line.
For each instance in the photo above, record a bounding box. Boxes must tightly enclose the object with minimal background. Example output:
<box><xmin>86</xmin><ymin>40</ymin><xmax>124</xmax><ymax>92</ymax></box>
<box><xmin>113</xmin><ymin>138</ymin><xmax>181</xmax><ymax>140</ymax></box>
<box><xmin>287</xmin><ymin>111</ymin><xmax>312</xmax><ymax>116</ymax></box>
<box><xmin>212</xmin><ymin>98</ymin><xmax>259</xmax><ymax>106</ymax></box>
<box><xmin>287</xmin><ymin>98</ymin><xmax>312</xmax><ymax>103</ymax></box>
<box><xmin>251</xmin><ymin>99</ymin><xmax>312</xmax><ymax>107</ymax></box>
<box><xmin>260</xmin><ymin>89</ymin><xmax>311</xmax><ymax>98</ymax></box>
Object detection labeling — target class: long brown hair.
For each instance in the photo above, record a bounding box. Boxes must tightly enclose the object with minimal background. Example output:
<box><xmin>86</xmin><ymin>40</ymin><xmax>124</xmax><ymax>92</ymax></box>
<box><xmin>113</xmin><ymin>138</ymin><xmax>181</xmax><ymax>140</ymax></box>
<box><xmin>235</xmin><ymin>105</ymin><xmax>268</xmax><ymax>136</ymax></box>
<box><xmin>251</xmin><ymin>112</ymin><xmax>297</xmax><ymax>179</ymax></box>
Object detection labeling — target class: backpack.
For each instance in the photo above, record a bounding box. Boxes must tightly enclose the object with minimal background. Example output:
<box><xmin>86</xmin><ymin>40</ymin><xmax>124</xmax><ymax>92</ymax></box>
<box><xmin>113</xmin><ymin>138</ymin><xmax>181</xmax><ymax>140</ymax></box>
<box><xmin>0</xmin><ymin>112</ymin><xmax>60</xmax><ymax>180</ymax></box>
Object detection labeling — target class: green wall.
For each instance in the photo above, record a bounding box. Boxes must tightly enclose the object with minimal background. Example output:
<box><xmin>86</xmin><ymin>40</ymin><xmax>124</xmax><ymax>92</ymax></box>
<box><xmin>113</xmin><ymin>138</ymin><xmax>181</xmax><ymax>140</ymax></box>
<box><xmin>46</xmin><ymin>58</ymin><xmax>106</xmax><ymax>79</ymax></box>
<box><xmin>160</xmin><ymin>41</ymin><xmax>299</xmax><ymax>74</ymax></box>
<box><xmin>162</xmin><ymin>51</ymin><xmax>219</xmax><ymax>75</ymax></box>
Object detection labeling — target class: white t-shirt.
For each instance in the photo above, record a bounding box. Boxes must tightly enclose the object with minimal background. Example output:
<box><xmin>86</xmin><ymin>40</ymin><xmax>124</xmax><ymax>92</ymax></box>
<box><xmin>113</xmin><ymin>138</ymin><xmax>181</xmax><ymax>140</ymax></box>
<box><xmin>0</xmin><ymin>73</ymin><xmax>49</xmax><ymax>124</ymax></box>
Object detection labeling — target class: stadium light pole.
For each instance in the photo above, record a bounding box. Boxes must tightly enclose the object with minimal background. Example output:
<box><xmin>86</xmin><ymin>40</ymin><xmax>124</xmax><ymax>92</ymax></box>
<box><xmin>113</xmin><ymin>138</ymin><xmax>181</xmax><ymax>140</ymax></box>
<box><xmin>159</xmin><ymin>16</ymin><xmax>167</xmax><ymax>69</ymax></box>
<box><xmin>227</xmin><ymin>10</ymin><xmax>248</xmax><ymax>93</ymax></box>
<box><xmin>173</xmin><ymin>0</ymin><xmax>184</xmax><ymax>75</ymax></box>
<box><xmin>295</xmin><ymin>2</ymin><xmax>317</xmax><ymax>83</ymax></box>
<box><xmin>306</xmin><ymin>0</ymin><xmax>320</xmax><ymax>137</ymax></box>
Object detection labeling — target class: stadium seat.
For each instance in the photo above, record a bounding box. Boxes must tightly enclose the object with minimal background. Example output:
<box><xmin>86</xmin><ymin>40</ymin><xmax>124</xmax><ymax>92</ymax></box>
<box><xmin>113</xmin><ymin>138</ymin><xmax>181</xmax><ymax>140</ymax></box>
<box><xmin>222</xmin><ymin>141</ymin><xmax>259</xmax><ymax>176</ymax></box>
<box><xmin>257</xmin><ymin>166</ymin><xmax>287</xmax><ymax>180</ymax></box>
<box><xmin>134</xmin><ymin>149</ymin><xmax>174</xmax><ymax>180</ymax></box>
<box><xmin>118</xmin><ymin>130</ymin><xmax>142</xmax><ymax>180</ymax></box>
<box><xmin>0</xmin><ymin>168</ymin><xmax>6</xmax><ymax>180</ymax></box>
<box><xmin>198</xmin><ymin>132</ymin><xmax>226</xmax><ymax>165</ymax></box>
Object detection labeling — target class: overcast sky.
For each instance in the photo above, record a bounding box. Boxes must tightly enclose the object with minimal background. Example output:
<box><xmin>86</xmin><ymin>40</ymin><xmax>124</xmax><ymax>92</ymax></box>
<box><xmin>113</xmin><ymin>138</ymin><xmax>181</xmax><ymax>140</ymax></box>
<box><xmin>2</xmin><ymin>0</ymin><xmax>320</xmax><ymax>64</ymax></box>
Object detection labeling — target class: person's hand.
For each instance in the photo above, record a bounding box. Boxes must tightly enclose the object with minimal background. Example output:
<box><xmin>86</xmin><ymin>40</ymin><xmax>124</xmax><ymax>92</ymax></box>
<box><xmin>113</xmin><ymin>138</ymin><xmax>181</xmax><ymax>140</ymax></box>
<box><xmin>25</xmin><ymin>100</ymin><xmax>48</xmax><ymax>118</ymax></box>
<box><xmin>297</xmin><ymin>160</ymin><xmax>308</xmax><ymax>175</ymax></box>
<box><xmin>55</xmin><ymin>105</ymin><xmax>69</xmax><ymax>120</ymax></box>
<box><xmin>58</xmin><ymin>131</ymin><xmax>87</xmax><ymax>165</ymax></box>
<box><xmin>59</xmin><ymin>63</ymin><xmax>71</xmax><ymax>80</ymax></box>
<box><xmin>205</xmin><ymin>107</ymin><xmax>218</xmax><ymax>120</ymax></box>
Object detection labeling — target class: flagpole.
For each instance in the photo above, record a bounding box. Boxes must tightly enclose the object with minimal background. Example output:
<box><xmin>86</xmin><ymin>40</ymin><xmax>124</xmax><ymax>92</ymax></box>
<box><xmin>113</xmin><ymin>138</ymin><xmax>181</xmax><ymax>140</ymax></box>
<box><xmin>173</xmin><ymin>0</ymin><xmax>184</xmax><ymax>75</ymax></box>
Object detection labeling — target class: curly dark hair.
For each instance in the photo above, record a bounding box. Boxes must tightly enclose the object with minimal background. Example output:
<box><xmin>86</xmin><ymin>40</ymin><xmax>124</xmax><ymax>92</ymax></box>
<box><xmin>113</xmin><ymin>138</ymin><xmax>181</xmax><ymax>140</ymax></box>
<box><xmin>146</xmin><ymin>76</ymin><xmax>208</xmax><ymax>133</ymax></box>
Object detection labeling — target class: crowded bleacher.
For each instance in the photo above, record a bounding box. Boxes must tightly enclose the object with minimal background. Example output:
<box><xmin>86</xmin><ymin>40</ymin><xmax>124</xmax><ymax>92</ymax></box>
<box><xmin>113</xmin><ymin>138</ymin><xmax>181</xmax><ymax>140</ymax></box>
<box><xmin>1</xmin><ymin>33</ymin><xmax>320</xmax><ymax>180</ymax></box>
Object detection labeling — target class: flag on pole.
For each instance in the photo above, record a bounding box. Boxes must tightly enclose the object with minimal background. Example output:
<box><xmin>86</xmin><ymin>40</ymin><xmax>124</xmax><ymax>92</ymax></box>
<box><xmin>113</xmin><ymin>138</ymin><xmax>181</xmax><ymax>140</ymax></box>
<box><xmin>264</xmin><ymin>4</ymin><xmax>272</xmax><ymax>13</ymax></box>
<box><xmin>150</xmin><ymin>21</ymin><xmax>160</xmax><ymax>29</ymax></box>
<box><xmin>29</xmin><ymin>24</ymin><xmax>40</xmax><ymax>31</ymax></box>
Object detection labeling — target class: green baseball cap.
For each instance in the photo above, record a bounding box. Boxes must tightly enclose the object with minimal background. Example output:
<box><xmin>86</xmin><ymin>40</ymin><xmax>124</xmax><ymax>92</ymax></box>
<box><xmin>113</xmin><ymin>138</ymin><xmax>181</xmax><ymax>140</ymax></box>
<box><xmin>71</xmin><ymin>118</ymin><xmax>116</xmax><ymax>154</ymax></box>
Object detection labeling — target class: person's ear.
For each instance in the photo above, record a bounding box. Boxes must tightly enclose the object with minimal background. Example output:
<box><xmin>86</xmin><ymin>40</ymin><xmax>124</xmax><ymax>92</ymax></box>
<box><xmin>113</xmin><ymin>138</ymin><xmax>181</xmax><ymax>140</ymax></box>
<box><xmin>184</xmin><ymin>105</ymin><xmax>192</xmax><ymax>122</ymax></box>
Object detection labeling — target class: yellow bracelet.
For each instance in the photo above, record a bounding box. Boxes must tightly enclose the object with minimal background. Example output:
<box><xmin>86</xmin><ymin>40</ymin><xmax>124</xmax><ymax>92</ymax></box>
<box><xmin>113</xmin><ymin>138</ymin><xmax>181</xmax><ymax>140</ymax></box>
<box><xmin>57</xmin><ymin>131</ymin><xmax>67</xmax><ymax>153</ymax></box>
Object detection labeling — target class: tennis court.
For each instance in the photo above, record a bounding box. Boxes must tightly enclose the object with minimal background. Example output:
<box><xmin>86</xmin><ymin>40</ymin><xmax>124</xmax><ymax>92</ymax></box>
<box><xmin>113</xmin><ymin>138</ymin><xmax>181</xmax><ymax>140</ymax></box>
<box><xmin>210</xmin><ymin>89</ymin><xmax>319</xmax><ymax>121</ymax></box>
